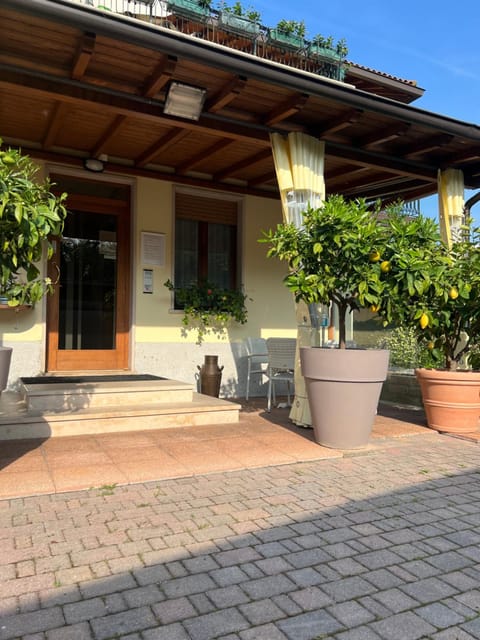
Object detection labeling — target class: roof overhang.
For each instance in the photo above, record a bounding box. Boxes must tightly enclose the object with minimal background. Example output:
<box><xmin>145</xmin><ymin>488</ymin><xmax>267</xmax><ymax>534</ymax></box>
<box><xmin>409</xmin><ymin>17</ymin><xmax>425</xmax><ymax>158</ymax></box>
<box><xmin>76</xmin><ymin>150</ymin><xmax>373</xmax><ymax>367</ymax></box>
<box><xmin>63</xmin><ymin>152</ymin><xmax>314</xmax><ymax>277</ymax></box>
<box><xmin>2</xmin><ymin>0</ymin><xmax>480</xmax><ymax>203</ymax></box>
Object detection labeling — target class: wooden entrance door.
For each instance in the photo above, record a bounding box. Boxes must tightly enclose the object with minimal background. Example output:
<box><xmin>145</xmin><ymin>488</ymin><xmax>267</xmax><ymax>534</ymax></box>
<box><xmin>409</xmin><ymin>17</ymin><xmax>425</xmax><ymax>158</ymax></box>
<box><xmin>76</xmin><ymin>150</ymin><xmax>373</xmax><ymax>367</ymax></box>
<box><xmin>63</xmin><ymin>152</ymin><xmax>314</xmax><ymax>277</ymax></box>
<box><xmin>46</xmin><ymin>187</ymin><xmax>131</xmax><ymax>372</ymax></box>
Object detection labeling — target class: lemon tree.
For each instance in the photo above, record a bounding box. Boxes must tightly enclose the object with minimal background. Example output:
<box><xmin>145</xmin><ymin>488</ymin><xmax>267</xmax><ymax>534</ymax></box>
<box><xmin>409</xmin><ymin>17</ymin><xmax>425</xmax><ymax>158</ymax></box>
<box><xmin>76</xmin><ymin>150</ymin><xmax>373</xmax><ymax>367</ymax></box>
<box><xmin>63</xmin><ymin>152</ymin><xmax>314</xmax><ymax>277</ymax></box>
<box><xmin>374</xmin><ymin>207</ymin><xmax>480</xmax><ymax>371</ymax></box>
<box><xmin>261</xmin><ymin>195</ymin><xmax>389</xmax><ymax>348</ymax></box>
<box><xmin>0</xmin><ymin>139</ymin><xmax>68</xmax><ymax>306</ymax></box>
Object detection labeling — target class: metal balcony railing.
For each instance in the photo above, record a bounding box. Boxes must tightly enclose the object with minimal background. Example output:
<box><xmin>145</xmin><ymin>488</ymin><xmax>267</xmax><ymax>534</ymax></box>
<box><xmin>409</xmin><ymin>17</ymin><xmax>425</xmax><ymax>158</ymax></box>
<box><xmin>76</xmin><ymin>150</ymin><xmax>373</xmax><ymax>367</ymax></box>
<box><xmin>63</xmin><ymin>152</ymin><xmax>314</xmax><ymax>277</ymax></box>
<box><xmin>69</xmin><ymin>0</ymin><xmax>346</xmax><ymax>82</ymax></box>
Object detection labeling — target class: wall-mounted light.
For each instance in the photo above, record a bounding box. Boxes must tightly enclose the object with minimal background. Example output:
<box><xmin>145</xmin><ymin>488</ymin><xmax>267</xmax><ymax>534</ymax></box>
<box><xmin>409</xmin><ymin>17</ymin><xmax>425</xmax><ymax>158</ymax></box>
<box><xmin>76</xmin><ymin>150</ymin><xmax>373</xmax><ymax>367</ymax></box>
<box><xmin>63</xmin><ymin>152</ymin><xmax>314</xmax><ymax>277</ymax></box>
<box><xmin>163</xmin><ymin>82</ymin><xmax>207</xmax><ymax>121</ymax></box>
<box><xmin>83</xmin><ymin>154</ymin><xmax>108</xmax><ymax>173</ymax></box>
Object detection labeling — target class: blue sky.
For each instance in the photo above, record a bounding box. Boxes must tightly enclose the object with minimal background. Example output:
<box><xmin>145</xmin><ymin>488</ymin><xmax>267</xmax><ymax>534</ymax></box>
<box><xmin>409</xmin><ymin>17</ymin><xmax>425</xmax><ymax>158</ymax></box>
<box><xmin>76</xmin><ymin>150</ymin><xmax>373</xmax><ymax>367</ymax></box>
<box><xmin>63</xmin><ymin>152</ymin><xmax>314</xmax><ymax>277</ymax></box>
<box><xmin>254</xmin><ymin>0</ymin><xmax>480</xmax><ymax>223</ymax></box>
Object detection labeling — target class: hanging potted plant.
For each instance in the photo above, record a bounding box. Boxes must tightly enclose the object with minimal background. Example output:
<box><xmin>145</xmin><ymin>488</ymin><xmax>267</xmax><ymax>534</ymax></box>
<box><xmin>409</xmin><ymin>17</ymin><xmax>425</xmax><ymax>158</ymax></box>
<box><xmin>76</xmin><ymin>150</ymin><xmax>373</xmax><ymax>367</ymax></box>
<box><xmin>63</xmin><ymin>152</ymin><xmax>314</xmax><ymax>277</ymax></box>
<box><xmin>268</xmin><ymin>19</ymin><xmax>306</xmax><ymax>50</ymax></box>
<box><xmin>0</xmin><ymin>139</ymin><xmax>68</xmax><ymax>393</ymax></box>
<box><xmin>218</xmin><ymin>1</ymin><xmax>262</xmax><ymax>36</ymax></box>
<box><xmin>374</xmin><ymin>212</ymin><xmax>480</xmax><ymax>435</ymax></box>
<box><xmin>164</xmin><ymin>279</ymin><xmax>249</xmax><ymax>345</ymax></box>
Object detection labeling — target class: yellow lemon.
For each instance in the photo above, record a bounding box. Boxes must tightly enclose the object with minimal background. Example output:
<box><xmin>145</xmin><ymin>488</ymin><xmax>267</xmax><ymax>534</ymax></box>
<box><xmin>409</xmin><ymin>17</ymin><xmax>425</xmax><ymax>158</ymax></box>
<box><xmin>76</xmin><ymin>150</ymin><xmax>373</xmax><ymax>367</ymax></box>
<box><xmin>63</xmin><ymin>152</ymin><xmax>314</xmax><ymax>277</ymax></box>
<box><xmin>419</xmin><ymin>313</ymin><xmax>429</xmax><ymax>330</ymax></box>
<box><xmin>370</xmin><ymin>304</ymin><xmax>379</xmax><ymax>313</ymax></box>
<box><xmin>427</xmin><ymin>341</ymin><xmax>434</xmax><ymax>350</ymax></box>
<box><xmin>449</xmin><ymin>287</ymin><xmax>459</xmax><ymax>300</ymax></box>
<box><xmin>369</xmin><ymin>250</ymin><xmax>381</xmax><ymax>263</ymax></box>
<box><xmin>380</xmin><ymin>260</ymin><xmax>391</xmax><ymax>272</ymax></box>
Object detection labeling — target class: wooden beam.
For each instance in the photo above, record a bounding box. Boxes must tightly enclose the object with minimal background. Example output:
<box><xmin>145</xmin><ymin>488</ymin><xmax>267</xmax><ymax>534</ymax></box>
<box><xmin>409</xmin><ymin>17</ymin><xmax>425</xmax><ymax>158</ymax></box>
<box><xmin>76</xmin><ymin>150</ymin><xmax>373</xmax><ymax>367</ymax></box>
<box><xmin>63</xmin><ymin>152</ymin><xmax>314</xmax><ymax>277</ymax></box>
<box><xmin>314</xmin><ymin>108</ymin><xmax>364</xmax><ymax>137</ymax></box>
<box><xmin>142</xmin><ymin>55</ymin><xmax>177</xmax><ymax>98</ymax></box>
<box><xmin>263</xmin><ymin>93</ymin><xmax>309</xmax><ymax>126</ymax></box>
<box><xmin>176</xmin><ymin>138</ymin><xmax>235</xmax><ymax>174</ymax></box>
<box><xmin>205</xmin><ymin>75</ymin><xmax>247</xmax><ymax>113</ymax></box>
<box><xmin>249</xmin><ymin>170</ymin><xmax>276</xmax><ymax>187</ymax></box>
<box><xmin>43</xmin><ymin>101</ymin><xmax>70</xmax><ymax>149</ymax></box>
<box><xmin>402</xmin><ymin>133</ymin><xmax>454</xmax><ymax>158</ymax></box>
<box><xmin>91</xmin><ymin>114</ymin><xmax>129</xmax><ymax>158</ymax></box>
<box><xmin>71</xmin><ymin>32</ymin><xmax>96</xmax><ymax>81</ymax></box>
<box><xmin>214</xmin><ymin>148</ymin><xmax>272</xmax><ymax>181</ymax></box>
<box><xmin>136</xmin><ymin>128</ymin><xmax>189</xmax><ymax>167</ymax></box>
<box><xmin>357</xmin><ymin>122</ymin><xmax>411</xmax><ymax>149</ymax></box>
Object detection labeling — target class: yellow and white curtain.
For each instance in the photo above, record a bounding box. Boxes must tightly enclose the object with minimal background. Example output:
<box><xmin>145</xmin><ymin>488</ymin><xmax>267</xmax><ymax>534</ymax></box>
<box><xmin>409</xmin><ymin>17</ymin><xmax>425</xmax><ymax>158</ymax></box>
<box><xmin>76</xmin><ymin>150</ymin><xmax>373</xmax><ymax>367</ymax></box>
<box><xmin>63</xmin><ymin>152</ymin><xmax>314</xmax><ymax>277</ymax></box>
<box><xmin>270</xmin><ymin>132</ymin><xmax>326</xmax><ymax>427</ymax></box>
<box><xmin>438</xmin><ymin>168</ymin><xmax>464</xmax><ymax>248</ymax></box>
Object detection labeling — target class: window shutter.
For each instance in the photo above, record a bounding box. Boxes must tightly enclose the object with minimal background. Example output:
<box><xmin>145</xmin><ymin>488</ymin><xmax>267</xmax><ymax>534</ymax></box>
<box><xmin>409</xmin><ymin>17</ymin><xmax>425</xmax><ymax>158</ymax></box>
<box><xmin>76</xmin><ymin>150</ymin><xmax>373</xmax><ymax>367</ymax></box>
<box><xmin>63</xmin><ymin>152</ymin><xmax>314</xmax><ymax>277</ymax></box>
<box><xmin>176</xmin><ymin>193</ymin><xmax>237</xmax><ymax>225</ymax></box>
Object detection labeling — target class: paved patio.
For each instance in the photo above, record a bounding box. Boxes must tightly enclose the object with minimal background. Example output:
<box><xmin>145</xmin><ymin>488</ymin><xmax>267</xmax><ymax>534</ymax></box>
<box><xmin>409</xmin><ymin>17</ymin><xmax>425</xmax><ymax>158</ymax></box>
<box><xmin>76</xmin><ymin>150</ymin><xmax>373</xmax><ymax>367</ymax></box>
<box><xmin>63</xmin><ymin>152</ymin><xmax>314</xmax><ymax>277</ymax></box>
<box><xmin>1</xmin><ymin>401</ymin><xmax>480</xmax><ymax>639</ymax></box>
<box><xmin>0</xmin><ymin>400</ymin><xmax>434</xmax><ymax>501</ymax></box>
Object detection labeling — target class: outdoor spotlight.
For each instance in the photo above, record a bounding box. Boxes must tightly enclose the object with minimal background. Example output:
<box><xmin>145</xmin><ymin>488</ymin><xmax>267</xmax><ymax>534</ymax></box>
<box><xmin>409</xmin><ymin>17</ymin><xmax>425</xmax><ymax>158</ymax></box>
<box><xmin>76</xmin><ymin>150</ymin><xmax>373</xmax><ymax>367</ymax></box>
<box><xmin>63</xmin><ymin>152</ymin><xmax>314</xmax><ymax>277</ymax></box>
<box><xmin>163</xmin><ymin>81</ymin><xmax>207</xmax><ymax>121</ymax></box>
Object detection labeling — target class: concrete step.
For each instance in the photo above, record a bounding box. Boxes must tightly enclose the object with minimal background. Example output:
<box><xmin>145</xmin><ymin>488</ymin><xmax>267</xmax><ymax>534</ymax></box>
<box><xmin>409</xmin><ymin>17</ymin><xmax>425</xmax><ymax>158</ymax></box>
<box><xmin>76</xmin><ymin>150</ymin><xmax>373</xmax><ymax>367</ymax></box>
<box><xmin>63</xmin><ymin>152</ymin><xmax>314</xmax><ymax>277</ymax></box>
<box><xmin>21</xmin><ymin>377</ymin><xmax>193</xmax><ymax>411</ymax></box>
<box><xmin>0</xmin><ymin>392</ymin><xmax>240</xmax><ymax>440</ymax></box>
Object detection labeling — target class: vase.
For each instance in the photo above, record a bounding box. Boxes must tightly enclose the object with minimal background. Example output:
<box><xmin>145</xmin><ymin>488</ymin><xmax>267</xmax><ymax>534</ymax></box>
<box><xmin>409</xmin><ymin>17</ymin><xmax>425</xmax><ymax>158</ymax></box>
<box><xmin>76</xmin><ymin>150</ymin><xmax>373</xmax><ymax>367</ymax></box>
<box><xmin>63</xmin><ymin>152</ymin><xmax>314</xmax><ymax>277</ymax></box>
<box><xmin>198</xmin><ymin>355</ymin><xmax>223</xmax><ymax>397</ymax></box>
<box><xmin>301</xmin><ymin>347</ymin><xmax>389</xmax><ymax>449</ymax></box>
<box><xmin>416</xmin><ymin>368</ymin><xmax>480</xmax><ymax>434</ymax></box>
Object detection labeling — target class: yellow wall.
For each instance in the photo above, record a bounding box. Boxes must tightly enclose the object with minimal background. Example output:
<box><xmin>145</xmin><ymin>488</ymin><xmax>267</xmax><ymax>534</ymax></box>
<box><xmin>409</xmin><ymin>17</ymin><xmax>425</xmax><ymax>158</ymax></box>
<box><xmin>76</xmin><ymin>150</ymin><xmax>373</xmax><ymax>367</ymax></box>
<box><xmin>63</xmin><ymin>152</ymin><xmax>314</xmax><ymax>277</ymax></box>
<box><xmin>133</xmin><ymin>181</ymin><xmax>296</xmax><ymax>343</ymax></box>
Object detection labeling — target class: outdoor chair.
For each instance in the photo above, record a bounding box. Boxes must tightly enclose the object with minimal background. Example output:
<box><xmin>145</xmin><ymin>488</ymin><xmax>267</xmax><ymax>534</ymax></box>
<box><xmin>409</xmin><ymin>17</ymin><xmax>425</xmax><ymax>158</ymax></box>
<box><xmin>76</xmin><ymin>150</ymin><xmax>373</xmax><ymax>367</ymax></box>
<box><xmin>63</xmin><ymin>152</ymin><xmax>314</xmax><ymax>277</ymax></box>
<box><xmin>265</xmin><ymin>337</ymin><xmax>296</xmax><ymax>412</ymax></box>
<box><xmin>245</xmin><ymin>337</ymin><xmax>269</xmax><ymax>401</ymax></box>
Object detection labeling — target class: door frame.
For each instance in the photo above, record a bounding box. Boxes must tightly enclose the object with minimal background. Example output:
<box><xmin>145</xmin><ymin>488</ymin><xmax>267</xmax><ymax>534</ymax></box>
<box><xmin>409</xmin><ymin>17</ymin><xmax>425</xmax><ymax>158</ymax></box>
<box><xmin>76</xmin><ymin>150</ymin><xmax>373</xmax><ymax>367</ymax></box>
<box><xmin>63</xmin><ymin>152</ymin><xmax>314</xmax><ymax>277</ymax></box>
<box><xmin>46</xmin><ymin>175</ymin><xmax>132</xmax><ymax>372</ymax></box>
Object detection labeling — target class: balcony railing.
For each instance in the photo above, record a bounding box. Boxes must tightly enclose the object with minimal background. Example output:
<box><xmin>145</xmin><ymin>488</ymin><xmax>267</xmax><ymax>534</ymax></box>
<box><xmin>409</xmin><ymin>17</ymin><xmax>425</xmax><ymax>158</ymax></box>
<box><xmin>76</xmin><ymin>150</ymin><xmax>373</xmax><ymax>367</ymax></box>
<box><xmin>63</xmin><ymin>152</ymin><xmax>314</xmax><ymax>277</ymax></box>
<box><xmin>69</xmin><ymin>0</ymin><xmax>347</xmax><ymax>82</ymax></box>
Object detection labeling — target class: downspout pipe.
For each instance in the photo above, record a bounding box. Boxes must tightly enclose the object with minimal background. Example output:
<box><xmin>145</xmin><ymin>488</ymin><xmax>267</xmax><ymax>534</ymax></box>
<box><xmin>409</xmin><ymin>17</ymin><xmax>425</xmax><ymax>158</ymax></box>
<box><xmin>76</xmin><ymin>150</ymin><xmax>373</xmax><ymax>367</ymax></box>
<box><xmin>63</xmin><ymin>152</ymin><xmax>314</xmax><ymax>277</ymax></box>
<box><xmin>6</xmin><ymin>0</ymin><xmax>480</xmax><ymax>142</ymax></box>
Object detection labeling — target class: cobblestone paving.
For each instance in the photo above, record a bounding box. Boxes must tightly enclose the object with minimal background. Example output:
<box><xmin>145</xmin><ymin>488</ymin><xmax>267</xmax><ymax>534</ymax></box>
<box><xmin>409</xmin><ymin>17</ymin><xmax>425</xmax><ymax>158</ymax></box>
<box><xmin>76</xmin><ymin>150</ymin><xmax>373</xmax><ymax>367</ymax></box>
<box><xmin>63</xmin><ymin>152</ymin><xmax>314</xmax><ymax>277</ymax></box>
<box><xmin>1</xmin><ymin>433</ymin><xmax>480</xmax><ymax>639</ymax></box>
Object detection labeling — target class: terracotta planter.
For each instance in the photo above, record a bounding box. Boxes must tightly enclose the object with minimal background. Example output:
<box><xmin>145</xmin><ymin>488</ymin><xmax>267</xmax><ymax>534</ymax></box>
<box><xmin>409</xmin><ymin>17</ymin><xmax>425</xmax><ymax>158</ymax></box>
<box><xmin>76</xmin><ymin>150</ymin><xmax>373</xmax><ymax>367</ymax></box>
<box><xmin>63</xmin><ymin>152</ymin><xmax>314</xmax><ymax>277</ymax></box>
<box><xmin>416</xmin><ymin>368</ymin><xmax>480</xmax><ymax>434</ymax></box>
<box><xmin>300</xmin><ymin>347</ymin><xmax>389</xmax><ymax>449</ymax></box>
<box><xmin>0</xmin><ymin>346</ymin><xmax>13</xmax><ymax>394</ymax></box>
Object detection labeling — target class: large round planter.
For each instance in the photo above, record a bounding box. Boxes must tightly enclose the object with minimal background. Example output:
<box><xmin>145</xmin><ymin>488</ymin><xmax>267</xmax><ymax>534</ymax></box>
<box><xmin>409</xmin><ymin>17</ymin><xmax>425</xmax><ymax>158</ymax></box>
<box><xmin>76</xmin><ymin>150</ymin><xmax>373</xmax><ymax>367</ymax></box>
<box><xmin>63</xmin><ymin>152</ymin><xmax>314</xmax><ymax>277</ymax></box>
<box><xmin>0</xmin><ymin>346</ymin><xmax>13</xmax><ymax>394</ymax></box>
<box><xmin>300</xmin><ymin>347</ymin><xmax>389</xmax><ymax>449</ymax></box>
<box><xmin>416</xmin><ymin>368</ymin><xmax>480</xmax><ymax>434</ymax></box>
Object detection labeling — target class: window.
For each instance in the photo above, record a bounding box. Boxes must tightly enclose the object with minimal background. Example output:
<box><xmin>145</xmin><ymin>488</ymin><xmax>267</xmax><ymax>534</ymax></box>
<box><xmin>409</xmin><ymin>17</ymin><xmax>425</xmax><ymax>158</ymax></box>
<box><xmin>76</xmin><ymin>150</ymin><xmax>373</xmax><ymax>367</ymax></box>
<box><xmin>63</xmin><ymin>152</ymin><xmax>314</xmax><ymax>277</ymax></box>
<box><xmin>173</xmin><ymin>191</ymin><xmax>239</xmax><ymax>308</ymax></box>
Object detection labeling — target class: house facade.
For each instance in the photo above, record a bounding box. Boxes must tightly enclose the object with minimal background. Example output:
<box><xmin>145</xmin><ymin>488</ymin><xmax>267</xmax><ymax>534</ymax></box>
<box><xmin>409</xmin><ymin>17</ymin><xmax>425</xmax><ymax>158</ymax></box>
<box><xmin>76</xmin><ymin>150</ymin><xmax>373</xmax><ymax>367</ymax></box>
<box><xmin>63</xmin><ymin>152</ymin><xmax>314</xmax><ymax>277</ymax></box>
<box><xmin>2</xmin><ymin>0</ymin><xmax>480</xmax><ymax>396</ymax></box>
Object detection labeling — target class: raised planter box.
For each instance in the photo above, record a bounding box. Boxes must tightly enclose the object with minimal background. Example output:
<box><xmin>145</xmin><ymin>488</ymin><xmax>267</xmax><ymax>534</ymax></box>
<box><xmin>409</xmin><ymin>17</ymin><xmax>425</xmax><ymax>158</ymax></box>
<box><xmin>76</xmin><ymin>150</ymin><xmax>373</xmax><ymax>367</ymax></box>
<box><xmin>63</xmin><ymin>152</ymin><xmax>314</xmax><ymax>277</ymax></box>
<box><xmin>268</xmin><ymin>29</ymin><xmax>305</xmax><ymax>50</ymax></box>
<box><xmin>166</xmin><ymin>0</ymin><xmax>209</xmax><ymax>21</ymax></box>
<box><xmin>307</xmin><ymin>44</ymin><xmax>342</xmax><ymax>62</ymax></box>
<box><xmin>218</xmin><ymin>11</ymin><xmax>261</xmax><ymax>36</ymax></box>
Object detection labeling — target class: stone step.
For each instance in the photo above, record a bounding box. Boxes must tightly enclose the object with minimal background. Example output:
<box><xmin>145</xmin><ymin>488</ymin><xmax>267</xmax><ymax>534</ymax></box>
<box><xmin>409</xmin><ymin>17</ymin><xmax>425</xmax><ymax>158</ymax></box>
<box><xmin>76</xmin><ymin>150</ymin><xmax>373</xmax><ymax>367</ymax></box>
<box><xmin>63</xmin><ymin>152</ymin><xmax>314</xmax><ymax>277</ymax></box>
<box><xmin>0</xmin><ymin>392</ymin><xmax>240</xmax><ymax>440</ymax></box>
<box><xmin>21</xmin><ymin>376</ymin><xmax>193</xmax><ymax>411</ymax></box>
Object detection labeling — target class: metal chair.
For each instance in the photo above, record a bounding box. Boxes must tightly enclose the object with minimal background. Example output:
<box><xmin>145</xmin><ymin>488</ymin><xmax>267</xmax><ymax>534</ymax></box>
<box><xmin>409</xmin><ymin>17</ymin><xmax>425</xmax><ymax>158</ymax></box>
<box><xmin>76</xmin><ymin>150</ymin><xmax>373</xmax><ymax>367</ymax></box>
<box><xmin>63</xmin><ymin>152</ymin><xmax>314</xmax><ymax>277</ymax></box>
<box><xmin>245</xmin><ymin>337</ymin><xmax>269</xmax><ymax>401</ymax></box>
<box><xmin>265</xmin><ymin>337</ymin><xmax>296</xmax><ymax>412</ymax></box>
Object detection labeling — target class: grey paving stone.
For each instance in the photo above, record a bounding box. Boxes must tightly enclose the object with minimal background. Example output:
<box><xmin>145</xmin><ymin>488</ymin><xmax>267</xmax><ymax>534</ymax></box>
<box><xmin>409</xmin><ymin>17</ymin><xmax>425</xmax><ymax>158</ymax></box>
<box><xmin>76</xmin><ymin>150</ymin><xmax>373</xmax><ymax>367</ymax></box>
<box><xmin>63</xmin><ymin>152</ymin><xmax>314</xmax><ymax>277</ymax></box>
<box><xmin>162</xmin><ymin>573</ymin><xmax>217</xmax><ymax>598</ymax></box>
<box><xmin>334</xmin><ymin>627</ymin><xmax>383</xmax><ymax>640</ymax></box>
<box><xmin>370</xmin><ymin>610</ymin><xmax>437</xmax><ymax>639</ymax></box>
<box><xmin>327</xmin><ymin>600</ymin><xmax>376</xmax><ymax>627</ymax></box>
<box><xmin>242</xmin><ymin>575</ymin><xmax>297</xmax><ymax>600</ymax></box>
<box><xmin>207</xmin><ymin>585</ymin><xmax>250</xmax><ymax>609</ymax></box>
<box><xmin>239</xmin><ymin>598</ymin><xmax>286</xmax><ymax>625</ymax></box>
<box><xmin>400</xmin><ymin>576</ymin><xmax>458</xmax><ymax>604</ymax></box>
<box><xmin>372</xmin><ymin>587</ymin><xmax>422</xmax><ymax>613</ymax></box>
<box><xmin>210</xmin><ymin>566</ymin><xmax>249</xmax><ymax>587</ymax></box>
<box><xmin>45</xmin><ymin>622</ymin><xmax>93</xmax><ymax>640</ymax></box>
<box><xmin>183</xmin><ymin>607</ymin><xmax>249</xmax><ymax>640</ymax></box>
<box><xmin>321</xmin><ymin>576</ymin><xmax>377</xmax><ymax>603</ymax></box>
<box><xmin>142</xmin><ymin>622</ymin><xmax>190</xmax><ymax>639</ymax></box>
<box><xmin>416</xmin><ymin>602</ymin><xmax>466</xmax><ymax>628</ymax></box>
<box><xmin>239</xmin><ymin>623</ymin><xmax>288</xmax><ymax>639</ymax></box>
<box><xmin>152</xmin><ymin>596</ymin><xmax>197</xmax><ymax>624</ymax></box>
<box><xmin>89</xmin><ymin>606</ymin><xmax>156</xmax><ymax>639</ymax></box>
<box><xmin>277</xmin><ymin>609</ymin><xmax>344</xmax><ymax>639</ymax></box>
<box><xmin>0</xmin><ymin>606</ymin><xmax>64</xmax><ymax>639</ymax></box>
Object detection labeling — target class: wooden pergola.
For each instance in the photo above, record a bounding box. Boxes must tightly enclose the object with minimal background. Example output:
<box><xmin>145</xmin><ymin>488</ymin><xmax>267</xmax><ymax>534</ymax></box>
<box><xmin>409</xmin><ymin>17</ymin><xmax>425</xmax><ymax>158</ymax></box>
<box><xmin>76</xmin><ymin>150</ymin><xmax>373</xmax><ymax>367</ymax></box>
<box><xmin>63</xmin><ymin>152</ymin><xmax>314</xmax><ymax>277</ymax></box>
<box><xmin>2</xmin><ymin>0</ymin><xmax>480</xmax><ymax>204</ymax></box>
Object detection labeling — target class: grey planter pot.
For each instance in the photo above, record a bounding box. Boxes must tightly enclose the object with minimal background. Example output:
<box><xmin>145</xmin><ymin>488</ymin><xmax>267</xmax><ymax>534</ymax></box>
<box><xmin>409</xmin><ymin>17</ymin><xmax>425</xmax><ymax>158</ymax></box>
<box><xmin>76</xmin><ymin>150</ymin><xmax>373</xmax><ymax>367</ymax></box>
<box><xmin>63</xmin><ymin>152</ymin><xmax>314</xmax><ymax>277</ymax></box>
<box><xmin>300</xmin><ymin>347</ymin><xmax>390</xmax><ymax>449</ymax></box>
<box><xmin>0</xmin><ymin>346</ymin><xmax>13</xmax><ymax>394</ymax></box>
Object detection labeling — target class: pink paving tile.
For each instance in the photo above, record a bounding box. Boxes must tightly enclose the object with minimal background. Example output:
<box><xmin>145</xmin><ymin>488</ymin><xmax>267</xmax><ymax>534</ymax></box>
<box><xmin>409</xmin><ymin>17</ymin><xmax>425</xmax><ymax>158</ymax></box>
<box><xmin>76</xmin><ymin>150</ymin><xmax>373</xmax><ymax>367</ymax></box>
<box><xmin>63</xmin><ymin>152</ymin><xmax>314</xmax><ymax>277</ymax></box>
<box><xmin>93</xmin><ymin>432</ymin><xmax>158</xmax><ymax>449</ymax></box>
<box><xmin>0</xmin><ymin>453</ymin><xmax>49</xmax><ymax>473</ymax></box>
<box><xmin>251</xmin><ymin>433</ymin><xmax>342</xmax><ymax>460</ymax></box>
<box><xmin>100</xmin><ymin>444</ymin><xmax>167</xmax><ymax>462</ymax></box>
<box><xmin>43</xmin><ymin>450</ymin><xmax>116</xmax><ymax>469</ymax></box>
<box><xmin>50</xmin><ymin>464</ymin><xmax>128</xmax><ymax>493</ymax></box>
<box><xmin>40</xmin><ymin>435</ymin><xmax>104</xmax><ymax>452</ymax></box>
<box><xmin>0</xmin><ymin>471</ymin><xmax>56</xmax><ymax>499</ymax></box>
<box><xmin>115</xmin><ymin>458</ymin><xmax>191</xmax><ymax>482</ymax></box>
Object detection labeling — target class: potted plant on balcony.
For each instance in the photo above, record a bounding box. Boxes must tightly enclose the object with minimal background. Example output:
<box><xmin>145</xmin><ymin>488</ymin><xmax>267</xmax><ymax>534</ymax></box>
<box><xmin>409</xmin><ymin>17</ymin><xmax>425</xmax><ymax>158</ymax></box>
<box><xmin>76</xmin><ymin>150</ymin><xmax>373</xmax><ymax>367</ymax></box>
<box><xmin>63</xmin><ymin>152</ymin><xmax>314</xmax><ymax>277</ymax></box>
<box><xmin>0</xmin><ymin>139</ymin><xmax>68</xmax><ymax>393</ymax></box>
<box><xmin>164</xmin><ymin>279</ymin><xmax>249</xmax><ymax>344</ymax></box>
<box><xmin>374</xmin><ymin>213</ymin><xmax>480</xmax><ymax>435</ymax></box>
<box><xmin>218</xmin><ymin>1</ymin><xmax>262</xmax><ymax>36</ymax></box>
<box><xmin>268</xmin><ymin>19</ymin><xmax>306</xmax><ymax>50</ymax></box>
<box><xmin>166</xmin><ymin>0</ymin><xmax>211</xmax><ymax>22</ymax></box>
